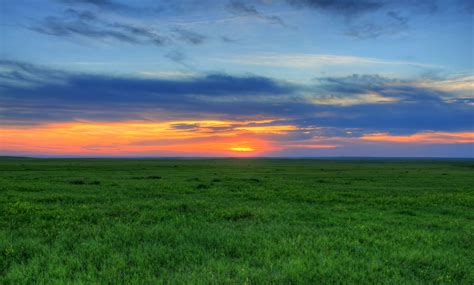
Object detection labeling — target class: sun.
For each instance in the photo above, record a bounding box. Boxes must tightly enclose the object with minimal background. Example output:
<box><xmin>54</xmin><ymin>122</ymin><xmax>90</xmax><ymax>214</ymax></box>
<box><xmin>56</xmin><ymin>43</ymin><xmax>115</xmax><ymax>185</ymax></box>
<box><xmin>230</xmin><ymin>147</ymin><xmax>255</xmax><ymax>152</ymax></box>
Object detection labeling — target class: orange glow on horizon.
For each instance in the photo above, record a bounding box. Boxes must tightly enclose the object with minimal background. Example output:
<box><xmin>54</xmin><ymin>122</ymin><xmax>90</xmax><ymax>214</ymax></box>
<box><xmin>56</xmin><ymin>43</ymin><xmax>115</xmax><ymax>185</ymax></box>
<box><xmin>1</xmin><ymin>121</ymin><xmax>472</xmax><ymax>156</ymax></box>
<box><xmin>283</xmin><ymin>144</ymin><xmax>338</xmax><ymax>149</ymax></box>
<box><xmin>0</xmin><ymin>120</ymin><xmax>283</xmax><ymax>156</ymax></box>
<box><xmin>230</xmin><ymin>147</ymin><xmax>255</xmax><ymax>152</ymax></box>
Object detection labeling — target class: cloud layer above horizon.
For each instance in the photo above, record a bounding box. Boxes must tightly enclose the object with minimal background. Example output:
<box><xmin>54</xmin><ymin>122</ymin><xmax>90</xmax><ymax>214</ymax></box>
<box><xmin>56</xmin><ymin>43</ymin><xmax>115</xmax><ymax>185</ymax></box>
<box><xmin>1</xmin><ymin>0</ymin><xmax>473</xmax><ymax>157</ymax></box>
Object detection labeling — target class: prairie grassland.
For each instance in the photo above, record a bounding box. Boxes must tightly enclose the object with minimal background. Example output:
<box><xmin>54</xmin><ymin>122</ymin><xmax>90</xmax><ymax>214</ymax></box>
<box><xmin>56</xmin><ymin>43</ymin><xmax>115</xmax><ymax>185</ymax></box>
<box><xmin>0</xmin><ymin>158</ymin><xmax>473</xmax><ymax>284</ymax></box>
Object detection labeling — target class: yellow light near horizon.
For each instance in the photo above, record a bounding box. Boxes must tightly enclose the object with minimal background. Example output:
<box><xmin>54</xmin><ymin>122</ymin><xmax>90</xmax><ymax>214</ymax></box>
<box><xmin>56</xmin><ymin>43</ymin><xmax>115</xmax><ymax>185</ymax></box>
<box><xmin>0</xmin><ymin>120</ymin><xmax>279</xmax><ymax>156</ymax></box>
<box><xmin>230</xmin><ymin>147</ymin><xmax>255</xmax><ymax>152</ymax></box>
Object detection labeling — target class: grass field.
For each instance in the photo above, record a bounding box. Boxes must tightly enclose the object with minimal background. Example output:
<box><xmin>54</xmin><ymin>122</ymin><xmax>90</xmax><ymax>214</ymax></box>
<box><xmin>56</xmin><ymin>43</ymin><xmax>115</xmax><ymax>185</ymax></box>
<box><xmin>0</xmin><ymin>158</ymin><xmax>473</xmax><ymax>284</ymax></box>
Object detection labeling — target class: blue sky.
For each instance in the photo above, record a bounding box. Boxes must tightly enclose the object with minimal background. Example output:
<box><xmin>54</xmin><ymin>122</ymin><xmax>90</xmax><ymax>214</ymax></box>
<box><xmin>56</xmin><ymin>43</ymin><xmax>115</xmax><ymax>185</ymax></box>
<box><xmin>1</xmin><ymin>0</ymin><xmax>473</xmax><ymax>157</ymax></box>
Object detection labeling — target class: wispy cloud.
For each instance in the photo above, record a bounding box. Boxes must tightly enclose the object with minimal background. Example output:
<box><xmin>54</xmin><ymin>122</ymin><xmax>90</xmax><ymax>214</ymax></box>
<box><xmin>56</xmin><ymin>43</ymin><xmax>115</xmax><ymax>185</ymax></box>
<box><xmin>172</xmin><ymin>27</ymin><xmax>207</xmax><ymax>45</ymax></box>
<box><xmin>220</xmin><ymin>35</ymin><xmax>239</xmax><ymax>43</ymax></box>
<box><xmin>282</xmin><ymin>0</ymin><xmax>469</xmax><ymax>39</ymax></box>
<box><xmin>30</xmin><ymin>8</ymin><xmax>168</xmax><ymax>46</ymax></box>
<box><xmin>227</xmin><ymin>0</ymin><xmax>287</xmax><ymax>27</ymax></box>
<box><xmin>214</xmin><ymin>53</ymin><xmax>439</xmax><ymax>69</ymax></box>
<box><xmin>361</xmin><ymin>131</ymin><xmax>474</xmax><ymax>144</ymax></box>
<box><xmin>26</xmin><ymin>6</ymin><xmax>212</xmax><ymax>67</ymax></box>
<box><xmin>53</xmin><ymin>0</ymin><xmax>162</xmax><ymax>15</ymax></box>
<box><xmin>55</xmin><ymin>0</ymin><xmax>130</xmax><ymax>11</ymax></box>
<box><xmin>414</xmin><ymin>75</ymin><xmax>474</xmax><ymax>95</ymax></box>
<box><xmin>285</xmin><ymin>0</ymin><xmax>384</xmax><ymax>16</ymax></box>
<box><xmin>344</xmin><ymin>10</ymin><xmax>409</xmax><ymax>39</ymax></box>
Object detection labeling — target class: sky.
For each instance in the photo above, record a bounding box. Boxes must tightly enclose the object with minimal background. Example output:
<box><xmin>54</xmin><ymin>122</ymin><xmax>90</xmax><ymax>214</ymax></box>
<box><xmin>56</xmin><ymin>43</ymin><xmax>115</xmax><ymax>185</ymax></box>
<box><xmin>0</xmin><ymin>0</ymin><xmax>473</xmax><ymax>157</ymax></box>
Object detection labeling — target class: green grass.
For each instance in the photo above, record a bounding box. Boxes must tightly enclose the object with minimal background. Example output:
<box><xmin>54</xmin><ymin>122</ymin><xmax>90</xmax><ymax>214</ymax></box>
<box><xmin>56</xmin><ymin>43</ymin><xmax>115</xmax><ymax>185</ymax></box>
<box><xmin>1</xmin><ymin>158</ymin><xmax>473</xmax><ymax>284</ymax></box>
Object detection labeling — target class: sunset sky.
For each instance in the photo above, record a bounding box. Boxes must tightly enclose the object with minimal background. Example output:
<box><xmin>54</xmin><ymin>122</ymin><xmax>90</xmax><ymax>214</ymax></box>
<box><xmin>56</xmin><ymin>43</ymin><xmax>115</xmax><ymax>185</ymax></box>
<box><xmin>1</xmin><ymin>0</ymin><xmax>473</xmax><ymax>157</ymax></box>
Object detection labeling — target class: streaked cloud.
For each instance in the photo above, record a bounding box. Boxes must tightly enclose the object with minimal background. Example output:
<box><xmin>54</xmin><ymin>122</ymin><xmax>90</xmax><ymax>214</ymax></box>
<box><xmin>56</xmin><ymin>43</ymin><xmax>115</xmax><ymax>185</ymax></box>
<box><xmin>361</xmin><ymin>131</ymin><xmax>474</xmax><ymax>144</ymax></box>
<box><xmin>344</xmin><ymin>10</ymin><xmax>409</xmax><ymax>39</ymax></box>
<box><xmin>214</xmin><ymin>53</ymin><xmax>438</xmax><ymax>69</ymax></box>
<box><xmin>285</xmin><ymin>0</ymin><xmax>384</xmax><ymax>16</ymax></box>
<box><xmin>281</xmin><ymin>144</ymin><xmax>339</xmax><ymax>149</ymax></box>
<box><xmin>138</xmin><ymin>70</ymin><xmax>198</xmax><ymax>79</ymax></box>
<box><xmin>414</xmin><ymin>75</ymin><xmax>474</xmax><ymax>96</ymax></box>
<box><xmin>172</xmin><ymin>27</ymin><xmax>207</xmax><ymax>45</ymax></box>
<box><xmin>30</xmin><ymin>8</ymin><xmax>168</xmax><ymax>46</ymax></box>
<box><xmin>227</xmin><ymin>0</ymin><xmax>287</xmax><ymax>27</ymax></box>
<box><xmin>310</xmin><ymin>92</ymin><xmax>397</xmax><ymax>106</ymax></box>
<box><xmin>55</xmin><ymin>0</ymin><xmax>133</xmax><ymax>11</ymax></box>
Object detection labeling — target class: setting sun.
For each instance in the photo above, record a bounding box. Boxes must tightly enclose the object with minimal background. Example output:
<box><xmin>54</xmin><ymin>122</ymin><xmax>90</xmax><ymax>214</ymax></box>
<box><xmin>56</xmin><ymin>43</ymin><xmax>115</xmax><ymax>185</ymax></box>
<box><xmin>230</xmin><ymin>147</ymin><xmax>255</xmax><ymax>152</ymax></box>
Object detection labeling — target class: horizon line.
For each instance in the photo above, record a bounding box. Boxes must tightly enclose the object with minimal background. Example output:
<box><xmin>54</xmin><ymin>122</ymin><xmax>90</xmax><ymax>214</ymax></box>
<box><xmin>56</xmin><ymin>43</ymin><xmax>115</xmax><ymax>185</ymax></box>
<box><xmin>1</xmin><ymin>155</ymin><xmax>473</xmax><ymax>160</ymax></box>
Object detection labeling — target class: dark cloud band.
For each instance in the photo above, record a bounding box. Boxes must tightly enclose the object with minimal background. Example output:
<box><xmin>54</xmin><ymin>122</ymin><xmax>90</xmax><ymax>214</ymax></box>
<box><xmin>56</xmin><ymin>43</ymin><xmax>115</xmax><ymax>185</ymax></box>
<box><xmin>1</xmin><ymin>60</ymin><xmax>472</xmax><ymax>135</ymax></box>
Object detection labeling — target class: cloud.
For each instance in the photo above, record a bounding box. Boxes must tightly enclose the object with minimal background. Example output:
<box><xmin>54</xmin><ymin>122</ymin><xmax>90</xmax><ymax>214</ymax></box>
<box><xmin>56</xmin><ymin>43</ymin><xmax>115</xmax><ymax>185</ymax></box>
<box><xmin>138</xmin><ymin>70</ymin><xmax>197</xmax><ymax>79</ymax></box>
<box><xmin>310</xmin><ymin>92</ymin><xmax>397</xmax><ymax>106</ymax></box>
<box><xmin>220</xmin><ymin>36</ymin><xmax>239</xmax><ymax>43</ymax></box>
<box><xmin>0</xmin><ymin>60</ymin><xmax>66</xmax><ymax>88</ymax></box>
<box><xmin>53</xmin><ymin>0</ymin><xmax>156</xmax><ymax>15</ymax></box>
<box><xmin>27</xmin><ymin>5</ymin><xmax>211</xmax><ymax>68</ymax></box>
<box><xmin>298</xmin><ymin>74</ymin><xmax>474</xmax><ymax>132</ymax></box>
<box><xmin>285</xmin><ymin>0</ymin><xmax>384</xmax><ymax>16</ymax></box>
<box><xmin>110</xmin><ymin>22</ymin><xmax>167</xmax><ymax>45</ymax></box>
<box><xmin>170</xmin><ymin>123</ymin><xmax>200</xmax><ymax>130</ymax></box>
<box><xmin>227</xmin><ymin>0</ymin><xmax>287</xmax><ymax>27</ymax></box>
<box><xmin>282</xmin><ymin>1</ymin><xmax>439</xmax><ymax>39</ymax></box>
<box><xmin>283</xmin><ymin>0</ymin><xmax>470</xmax><ymax>40</ymax></box>
<box><xmin>0</xmin><ymin>60</ymin><xmax>297</xmax><ymax>124</ymax></box>
<box><xmin>284</xmin><ymin>0</ymin><xmax>441</xmax><ymax>17</ymax></box>
<box><xmin>55</xmin><ymin>0</ymin><xmax>127</xmax><ymax>10</ymax></box>
<box><xmin>361</xmin><ymin>131</ymin><xmax>474</xmax><ymax>144</ymax></box>
<box><xmin>344</xmin><ymin>10</ymin><xmax>409</xmax><ymax>39</ymax></box>
<box><xmin>414</xmin><ymin>75</ymin><xmax>474</xmax><ymax>98</ymax></box>
<box><xmin>30</xmin><ymin>9</ymin><xmax>168</xmax><ymax>46</ymax></box>
<box><xmin>214</xmin><ymin>53</ymin><xmax>438</xmax><ymax>69</ymax></box>
<box><xmin>315</xmin><ymin>74</ymin><xmax>396</xmax><ymax>94</ymax></box>
<box><xmin>165</xmin><ymin>50</ymin><xmax>188</xmax><ymax>65</ymax></box>
<box><xmin>1</xmin><ymin>60</ymin><xmax>472</xmax><ymax>136</ymax></box>
<box><xmin>172</xmin><ymin>27</ymin><xmax>207</xmax><ymax>45</ymax></box>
